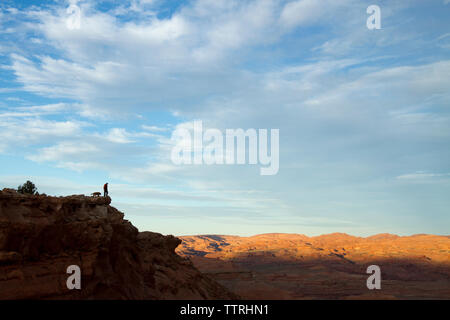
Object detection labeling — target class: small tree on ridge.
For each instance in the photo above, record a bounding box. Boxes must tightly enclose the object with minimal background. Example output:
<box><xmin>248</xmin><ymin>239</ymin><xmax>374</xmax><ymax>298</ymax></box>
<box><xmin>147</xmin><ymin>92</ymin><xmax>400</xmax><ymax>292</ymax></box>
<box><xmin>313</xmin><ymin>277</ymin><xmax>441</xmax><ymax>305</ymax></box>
<box><xmin>18</xmin><ymin>180</ymin><xmax>37</xmax><ymax>195</ymax></box>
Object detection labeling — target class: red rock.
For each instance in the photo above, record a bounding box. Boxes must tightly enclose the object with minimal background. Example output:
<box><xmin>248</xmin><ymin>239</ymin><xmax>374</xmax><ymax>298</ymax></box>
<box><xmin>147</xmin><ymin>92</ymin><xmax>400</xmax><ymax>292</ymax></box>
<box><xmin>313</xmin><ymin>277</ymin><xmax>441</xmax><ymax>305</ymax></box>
<box><xmin>177</xmin><ymin>233</ymin><xmax>450</xmax><ymax>299</ymax></box>
<box><xmin>0</xmin><ymin>189</ymin><xmax>237</xmax><ymax>300</ymax></box>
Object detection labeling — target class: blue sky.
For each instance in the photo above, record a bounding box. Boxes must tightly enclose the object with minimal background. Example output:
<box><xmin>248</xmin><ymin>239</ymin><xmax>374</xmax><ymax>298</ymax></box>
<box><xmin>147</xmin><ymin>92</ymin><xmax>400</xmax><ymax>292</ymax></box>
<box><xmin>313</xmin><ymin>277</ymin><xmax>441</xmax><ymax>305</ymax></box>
<box><xmin>0</xmin><ymin>0</ymin><xmax>449</xmax><ymax>236</ymax></box>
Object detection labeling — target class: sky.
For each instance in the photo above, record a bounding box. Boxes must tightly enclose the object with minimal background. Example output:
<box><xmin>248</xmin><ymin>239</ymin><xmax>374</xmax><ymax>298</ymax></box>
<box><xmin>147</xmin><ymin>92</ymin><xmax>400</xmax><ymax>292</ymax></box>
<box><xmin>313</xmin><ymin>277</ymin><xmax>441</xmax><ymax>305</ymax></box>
<box><xmin>0</xmin><ymin>0</ymin><xmax>449</xmax><ymax>237</ymax></box>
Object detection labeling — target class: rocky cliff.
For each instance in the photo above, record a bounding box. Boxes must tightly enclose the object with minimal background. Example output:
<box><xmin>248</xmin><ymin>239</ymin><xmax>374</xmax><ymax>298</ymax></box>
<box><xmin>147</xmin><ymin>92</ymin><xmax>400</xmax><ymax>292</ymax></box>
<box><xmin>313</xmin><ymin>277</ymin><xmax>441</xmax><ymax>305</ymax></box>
<box><xmin>0</xmin><ymin>189</ymin><xmax>237</xmax><ymax>300</ymax></box>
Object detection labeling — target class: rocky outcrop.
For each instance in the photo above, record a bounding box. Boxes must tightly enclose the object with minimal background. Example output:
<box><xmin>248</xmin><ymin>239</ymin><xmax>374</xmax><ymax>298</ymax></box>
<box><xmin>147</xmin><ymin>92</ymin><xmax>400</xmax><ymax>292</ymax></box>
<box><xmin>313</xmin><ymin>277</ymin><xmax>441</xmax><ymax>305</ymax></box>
<box><xmin>0</xmin><ymin>189</ymin><xmax>238</xmax><ymax>300</ymax></box>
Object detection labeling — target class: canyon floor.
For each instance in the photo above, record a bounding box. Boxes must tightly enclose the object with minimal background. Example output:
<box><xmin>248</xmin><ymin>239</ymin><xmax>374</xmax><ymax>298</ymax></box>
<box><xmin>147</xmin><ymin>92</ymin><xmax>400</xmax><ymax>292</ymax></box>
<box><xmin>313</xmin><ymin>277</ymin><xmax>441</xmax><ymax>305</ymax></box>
<box><xmin>177</xmin><ymin>233</ymin><xmax>450</xmax><ymax>299</ymax></box>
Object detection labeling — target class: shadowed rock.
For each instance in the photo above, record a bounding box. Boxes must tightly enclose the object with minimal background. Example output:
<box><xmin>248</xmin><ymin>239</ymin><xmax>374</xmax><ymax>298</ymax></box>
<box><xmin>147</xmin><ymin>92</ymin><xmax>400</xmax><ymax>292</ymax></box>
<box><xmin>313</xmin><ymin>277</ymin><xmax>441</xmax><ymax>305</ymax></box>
<box><xmin>0</xmin><ymin>189</ymin><xmax>238</xmax><ymax>300</ymax></box>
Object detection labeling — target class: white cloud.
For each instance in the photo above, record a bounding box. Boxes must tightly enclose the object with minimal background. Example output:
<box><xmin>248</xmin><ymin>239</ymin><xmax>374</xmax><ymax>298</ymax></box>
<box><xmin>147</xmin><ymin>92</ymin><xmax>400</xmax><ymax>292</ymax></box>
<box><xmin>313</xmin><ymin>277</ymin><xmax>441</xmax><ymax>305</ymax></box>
<box><xmin>280</xmin><ymin>0</ymin><xmax>329</xmax><ymax>28</ymax></box>
<box><xmin>0</xmin><ymin>117</ymin><xmax>85</xmax><ymax>148</ymax></box>
<box><xmin>132</xmin><ymin>163</ymin><xmax>181</xmax><ymax>175</ymax></box>
<box><xmin>6</xmin><ymin>0</ymin><xmax>325</xmax><ymax>115</ymax></box>
<box><xmin>27</xmin><ymin>141</ymin><xmax>100</xmax><ymax>166</ymax></box>
<box><xmin>141</xmin><ymin>125</ymin><xmax>169</xmax><ymax>132</ymax></box>
<box><xmin>103</xmin><ymin>128</ymin><xmax>135</xmax><ymax>144</ymax></box>
<box><xmin>396</xmin><ymin>172</ymin><xmax>450</xmax><ymax>180</ymax></box>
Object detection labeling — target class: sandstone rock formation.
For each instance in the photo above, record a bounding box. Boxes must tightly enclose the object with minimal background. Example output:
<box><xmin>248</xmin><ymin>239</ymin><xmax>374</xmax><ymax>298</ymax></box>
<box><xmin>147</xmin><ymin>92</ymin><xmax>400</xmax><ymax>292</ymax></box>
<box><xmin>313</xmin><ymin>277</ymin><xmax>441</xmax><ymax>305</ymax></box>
<box><xmin>177</xmin><ymin>233</ymin><xmax>450</xmax><ymax>299</ymax></box>
<box><xmin>0</xmin><ymin>189</ymin><xmax>237</xmax><ymax>300</ymax></box>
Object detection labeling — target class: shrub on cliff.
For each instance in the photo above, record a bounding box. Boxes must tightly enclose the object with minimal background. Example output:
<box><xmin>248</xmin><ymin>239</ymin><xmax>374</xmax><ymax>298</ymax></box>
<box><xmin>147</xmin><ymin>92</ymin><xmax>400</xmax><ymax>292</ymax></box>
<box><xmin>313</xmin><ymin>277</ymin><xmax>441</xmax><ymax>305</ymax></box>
<box><xmin>17</xmin><ymin>180</ymin><xmax>38</xmax><ymax>195</ymax></box>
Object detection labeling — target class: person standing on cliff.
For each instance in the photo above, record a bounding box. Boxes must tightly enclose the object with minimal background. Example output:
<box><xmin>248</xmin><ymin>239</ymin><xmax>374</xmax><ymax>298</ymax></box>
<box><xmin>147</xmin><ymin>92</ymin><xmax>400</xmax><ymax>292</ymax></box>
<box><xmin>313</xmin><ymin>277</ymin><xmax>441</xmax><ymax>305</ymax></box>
<box><xmin>103</xmin><ymin>183</ymin><xmax>108</xmax><ymax>197</ymax></box>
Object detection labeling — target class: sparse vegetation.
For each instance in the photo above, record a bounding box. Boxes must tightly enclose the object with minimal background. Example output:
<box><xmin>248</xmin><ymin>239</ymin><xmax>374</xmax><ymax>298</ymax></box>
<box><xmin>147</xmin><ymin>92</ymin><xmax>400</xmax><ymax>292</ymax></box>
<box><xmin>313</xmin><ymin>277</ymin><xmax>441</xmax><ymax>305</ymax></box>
<box><xmin>17</xmin><ymin>180</ymin><xmax>38</xmax><ymax>195</ymax></box>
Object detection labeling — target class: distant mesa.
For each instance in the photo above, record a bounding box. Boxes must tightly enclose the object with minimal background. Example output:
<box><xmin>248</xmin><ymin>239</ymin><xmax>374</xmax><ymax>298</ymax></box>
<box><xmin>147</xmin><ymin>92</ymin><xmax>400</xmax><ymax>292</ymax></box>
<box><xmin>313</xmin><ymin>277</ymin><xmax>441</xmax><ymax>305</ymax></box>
<box><xmin>366</xmin><ymin>233</ymin><xmax>399</xmax><ymax>240</ymax></box>
<box><xmin>177</xmin><ymin>232</ymin><xmax>450</xmax><ymax>299</ymax></box>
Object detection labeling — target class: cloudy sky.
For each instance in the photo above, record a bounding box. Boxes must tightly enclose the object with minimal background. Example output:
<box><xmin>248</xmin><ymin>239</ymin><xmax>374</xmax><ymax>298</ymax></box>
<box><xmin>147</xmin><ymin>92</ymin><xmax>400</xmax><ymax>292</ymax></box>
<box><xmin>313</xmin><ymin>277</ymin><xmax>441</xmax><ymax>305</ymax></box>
<box><xmin>0</xmin><ymin>0</ymin><xmax>449</xmax><ymax>236</ymax></box>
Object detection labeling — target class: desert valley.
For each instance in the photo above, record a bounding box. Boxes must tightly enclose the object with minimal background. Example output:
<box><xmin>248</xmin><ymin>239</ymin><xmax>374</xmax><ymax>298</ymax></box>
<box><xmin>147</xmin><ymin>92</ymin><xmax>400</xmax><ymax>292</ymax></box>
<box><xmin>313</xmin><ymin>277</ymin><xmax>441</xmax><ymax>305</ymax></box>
<box><xmin>177</xmin><ymin>233</ymin><xmax>450</xmax><ymax>299</ymax></box>
<box><xmin>1</xmin><ymin>188</ymin><xmax>449</xmax><ymax>300</ymax></box>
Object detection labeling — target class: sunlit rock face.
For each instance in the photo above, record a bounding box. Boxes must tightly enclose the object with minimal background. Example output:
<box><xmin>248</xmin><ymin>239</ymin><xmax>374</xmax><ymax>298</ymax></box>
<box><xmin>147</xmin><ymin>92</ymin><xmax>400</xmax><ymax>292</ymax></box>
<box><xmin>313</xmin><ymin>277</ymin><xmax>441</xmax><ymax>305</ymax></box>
<box><xmin>177</xmin><ymin>233</ymin><xmax>450</xmax><ymax>299</ymax></box>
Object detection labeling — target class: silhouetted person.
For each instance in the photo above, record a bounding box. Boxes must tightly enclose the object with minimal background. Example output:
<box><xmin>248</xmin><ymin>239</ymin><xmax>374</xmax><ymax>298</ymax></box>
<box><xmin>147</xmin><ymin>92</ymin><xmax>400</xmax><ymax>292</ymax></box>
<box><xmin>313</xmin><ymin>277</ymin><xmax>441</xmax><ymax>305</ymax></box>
<box><xmin>103</xmin><ymin>183</ymin><xmax>108</xmax><ymax>197</ymax></box>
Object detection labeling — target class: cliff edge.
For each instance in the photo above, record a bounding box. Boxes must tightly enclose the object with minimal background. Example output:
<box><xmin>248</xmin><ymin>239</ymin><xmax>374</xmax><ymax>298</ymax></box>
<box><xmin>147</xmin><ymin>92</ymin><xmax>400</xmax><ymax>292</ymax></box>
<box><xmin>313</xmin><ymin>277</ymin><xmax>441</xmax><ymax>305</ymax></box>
<box><xmin>0</xmin><ymin>188</ymin><xmax>238</xmax><ymax>300</ymax></box>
